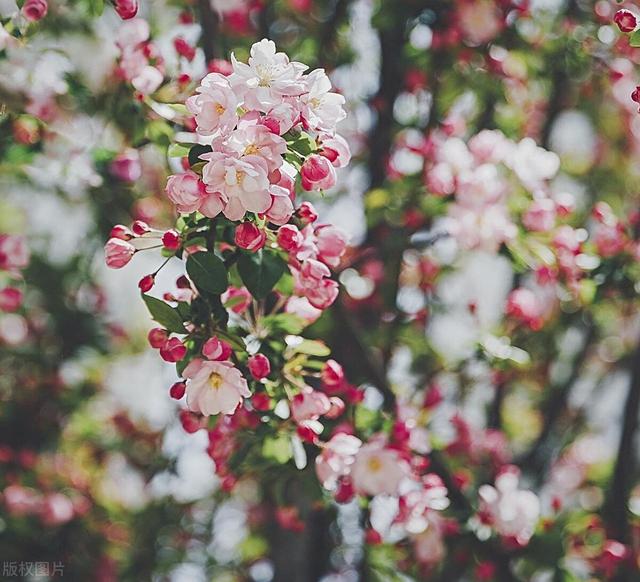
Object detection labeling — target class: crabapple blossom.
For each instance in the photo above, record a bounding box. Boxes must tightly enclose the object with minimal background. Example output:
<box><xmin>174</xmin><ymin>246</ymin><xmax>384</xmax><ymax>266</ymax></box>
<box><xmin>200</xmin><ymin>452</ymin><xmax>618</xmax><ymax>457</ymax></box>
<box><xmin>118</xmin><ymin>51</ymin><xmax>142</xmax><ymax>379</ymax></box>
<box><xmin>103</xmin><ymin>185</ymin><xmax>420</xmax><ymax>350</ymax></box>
<box><xmin>235</xmin><ymin>222</ymin><xmax>266</xmax><ymax>251</ymax></box>
<box><xmin>202</xmin><ymin>336</ymin><xmax>232</xmax><ymax>361</ymax></box>
<box><xmin>291</xmin><ymin>386</ymin><xmax>331</xmax><ymax>424</ymax></box>
<box><xmin>351</xmin><ymin>439</ymin><xmax>411</xmax><ymax>496</ymax></box>
<box><xmin>229</xmin><ymin>39</ymin><xmax>308</xmax><ymax>111</ymax></box>
<box><xmin>300</xmin><ymin>154</ymin><xmax>337</xmax><ymax>191</ymax></box>
<box><xmin>300</xmin><ymin>69</ymin><xmax>346</xmax><ymax>132</ymax></box>
<box><xmin>478</xmin><ymin>467</ymin><xmax>540</xmax><ymax>546</ymax></box>
<box><xmin>315</xmin><ymin>433</ymin><xmax>362</xmax><ymax>490</ymax></box>
<box><xmin>114</xmin><ymin>0</ymin><xmax>138</xmax><ymax>19</ymax></box>
<box><xmin>614</xmin><ymin>9</ymin><xmax>637</xmax><ymax>33</ymax></box>
<box><xmin>0</xmin><ymin>235</ymin><xmax>29</xmax><ymax>272</ymax></box>
<box><xmin>183</xmin><ymin>359</ymin><xmax>251</xmax><ymax>416</ymax></box>
<box><xmin>186</xmin><ymin>73</ymin><xmax>239</xmax><ymax>137</ymax></box>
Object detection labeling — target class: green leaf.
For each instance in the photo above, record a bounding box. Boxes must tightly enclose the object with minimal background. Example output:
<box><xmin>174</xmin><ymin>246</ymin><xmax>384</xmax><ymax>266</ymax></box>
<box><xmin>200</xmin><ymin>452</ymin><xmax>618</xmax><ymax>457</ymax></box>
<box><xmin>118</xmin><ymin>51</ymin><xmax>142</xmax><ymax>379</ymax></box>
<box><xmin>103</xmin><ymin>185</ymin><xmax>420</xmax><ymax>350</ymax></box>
<box><xmin>86</xmin><ymin>0</ymin><xmax>104</xmax><ymax>16</ymax></box>
<box><xmin>292</xmin><ymin>339</ymin><xmax>331</xmax><ymax>357</ymax></box>
<box><xmin>141</xmin><ymin>294</ymin><xmax>187</xmax><ymax>333</ymax></box>
<box><xmin>186</xmin><ymin>251</ymin><xmax>228</xmax><ymax>295</ymax></box>
<box><xmin>188</xmin><ymin>144</ymin><xmax>213</xmax><ymax>166</ymax></box>
<box><xmin>237</xmin><ymin>250</ymin><xmax>286</xmax><ymax>300</ymax></box>
<box><xmin>168</xmin><ymin>143</ymin><xmax>192</xmax><ymax>158</ymax></box>
<box><xmin>263</xmin><ymin>313</ymin><xmax>305</xmax><ymax>335</ymax></box>
<box><xmin>630</xmin><ymin>30</ymin><xmax>640</xmax><ymax>47</ymax></box>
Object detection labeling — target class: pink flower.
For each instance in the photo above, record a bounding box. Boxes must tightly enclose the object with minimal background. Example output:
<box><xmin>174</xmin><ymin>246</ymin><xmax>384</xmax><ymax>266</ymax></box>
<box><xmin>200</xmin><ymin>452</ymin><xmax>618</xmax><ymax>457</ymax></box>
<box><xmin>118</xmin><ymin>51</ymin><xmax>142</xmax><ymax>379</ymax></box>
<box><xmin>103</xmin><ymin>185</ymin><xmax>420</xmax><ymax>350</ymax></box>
<box><xmin>165</xmin><ymin>171</ymin><xmax>207</xmax><ymax>214</ymax></box>
<box><xmin>114</xmin><ymin>0</ymin><xmax>138</xmax><ymax>19</ymax></box>
<box><xmin>315</xmin><ymin>433</ymin><xmax>362</xmax><ymax>489</ymax></box>
<box><xmin>22</xmin><ymin>0</ymin><xmax>48</xmax><ymax>21</ymax></box>
<box><xmin>186</xmin><ymin>73</ymin><xmax>239</xmax><ymax>136</ymax></box>
<box><xmin>478</xmin><ymin>467</ymin><xmax>540</xmax><ymax>546</ymax></box>
<box><xmin>291</xmin><ymin>386</ymin><xmax>331</xmax><ymax>423</ymax></box>
<box><xmin>522</xmin><ymin>198</ymin><xmax>556</xmax><ymax>232</ymax></box>
<box><xmin>506</xmin><ymin>288</ymin><xmax>543</xmax><ymax>330</ymax></box>
<box><xmin>131</xmin><ymin>66</ymin><xmax>163</xmax><ymax>95</ymax></box>
<box><xmin>0</xmin><ymin>287</ymin><xmax>23</xmax><ymax>312</ymax></box>
<box><xmin>295</xmin><ymin>272</ymin><xmax>339</xmax><ymax>309</ymax></box>
<box><xmin>202</xmin><ymin>336</ymin><xmax>232</xmax><ymax>361</ymax></box>
<box><xmin>230</xmin><ymin>39</ymin><xmax>308</xmax><ymax>112</ymax></box>
<box><xmin>110</xmin><ymin>149</ymin><xmax>142</xmax><ymax>182</ymax></box>
<box><xmin>413</xmin><ymin>517</ymin><xmax>445</xmax><ymax>565</ymax></box>
<box><xmin>614</xmin><ymin>9</ymin><xmax>638</xmax><ymax>33</ymax></box>
<box><xmin>447</xmin><ymin>203</ymin><xmax>516</xmax><ymax>252</ymax></box>
<box><xmin>148</xmin><ymin>328</ymin><xmax>168</xmax><ymax>348</ymax></box>
<box><xmin>351</xmin><ymin>439</ymin><xmax>410</xmax><ymax>496</ymax></box>
<box><xmin>104</xmin><ymin>238</ymin><xmax>135</xmax><ymax>269</ymax></box>
<box><xmin>248</xmin><ymin>353</ymin><xmax>271</xmax><ymax>379</ymax></box>
<box><xmin>297</xmin><ymin>201</ymin><xmax>319</xmax><ymax>224</ymax></box>
<box><xmin>222</xmin><ymin>286</ymin><xmax>252</xmax><ymax>313</ymax></box>
<box><xmin>315</xmin><ymin>225</ymin><xmax>348</xmax><ymax>268</ymax></box>
<box><xmin>201</xmin><ymin>153</ymin><xmax>271</xmax><ymax>221</ymax></box>
<box><xmin>184</xmin><ymin>358</ymin><xmax>251</xmax><ymax>416</ymax></box>
<box><xmin>224</xmin><ymin>120</ymin><xmax>287</xmax><ymax>173</ymax></box>
<box><xmin>300</xmin><ymin>69</ymin><xmax>346</xmax><ymax>132</ymax></box>
<box><xmin>235</xmin><ymin>222</ymin><xmax>266</xmax><ymax>251</ymax></box>
<box><xmin>0</xmin><ymin>235</ymin><xmax>29</xmax><ymax>271</ymax></box>
<box><xmin>301</xmin><ymin>154</ymin><xmax>337</xmax><ymax>191</ymax></box>
<box><xmin>266</xmin><ymin>186</ymin><xmax>294</xmax><ymax>225</ymax></box>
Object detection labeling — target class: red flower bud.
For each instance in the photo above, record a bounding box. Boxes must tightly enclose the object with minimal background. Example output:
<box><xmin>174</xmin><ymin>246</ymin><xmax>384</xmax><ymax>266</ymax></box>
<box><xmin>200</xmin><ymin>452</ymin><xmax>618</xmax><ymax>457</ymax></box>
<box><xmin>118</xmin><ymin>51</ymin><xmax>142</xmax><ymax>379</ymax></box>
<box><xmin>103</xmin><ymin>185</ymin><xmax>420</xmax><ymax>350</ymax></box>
<box><xmin>296</xmin><ymin>425</ymin><xmax>318</xmax><ymax>443</ymax></box>
<box><xmin>365</xmin><ymin>529</ymin><xmax>382</xmax><ymax>545</ymax></box>
<box><xmin>148</xmin><ymin>327</ymin><xmax>168</xmax><ymax>348</ymax></box>
<box><xmin>169</xmin><ymin>381</ymin><xmax>186</xmax><ymax>399</ymax></box>
<box><xmin>614</xmin><ymin>9</ymin><xmax>637</xmax><ymax>33</ymax></box>
<box><xmin>132</xmin><ymin>220</ymin><xmax>151</xmax><ymax>236</ymax></box>
<box><xmin>160</xmin><ymin>338</ymin><xmax>187</xmax><ymax>362</ymax></box>
<box><xmin>321</xmin><ymin>359</ymin><xmax>344</xmax><ymax>388</ymax></box>
<box><xmin>202</xmin><ymin>336</ymin><xmax>232</xmax><ymax>361</ymax></box>
<box><xmin>334</xmin><ymin>478</ymin><xmax>355</xmax><ymax>504</ymax></box>
<box><xmin>235</xmin><ymin>222</ymin><xmax>266</xmax><ymax>252</ymax></box>
<box><xmin>110</xmin><ymin>224</ymin><xmax>133</xmax><ymax>240</ymax></box>
<box><xmin>325</xmin><ymin>397</ymin><xmax>345</xmax><ymax>419</ymax></box>
<box><xmin>138</xmin><ymin>274</ymin><xmax>155</xmax><ymax>292</ymax></box>
<box><xmin>114</xmin><ymin>0</ymin><xmax>138</xmax><ymax>19</ymax></box>
<box><xmin>251</xmin><ymin>392</ymin><xmax>272</xmax><ymax>411</ymax></box>
<box><xmin>297</xmin><ymin>201</ymin><xmax>318</xmax><ymax>224</ymax></box>
<box><xmin>179</xmin><ymin>410</ymin><xmax>202</xmax><ymax>433</ymax></box>
<box><xmin>162</xmin><ymin>229</ymin><xmax>181</xmax><ymax>250</ymax></box>
<box><xmin>248</xmin><ymin>354</ymin><xmax>271</xmax><ymax>380</ymax></box>
<box><xmin>174</xmin><ymin>37</ymin><xmax>196</xmax><ymax>61</ymax></box>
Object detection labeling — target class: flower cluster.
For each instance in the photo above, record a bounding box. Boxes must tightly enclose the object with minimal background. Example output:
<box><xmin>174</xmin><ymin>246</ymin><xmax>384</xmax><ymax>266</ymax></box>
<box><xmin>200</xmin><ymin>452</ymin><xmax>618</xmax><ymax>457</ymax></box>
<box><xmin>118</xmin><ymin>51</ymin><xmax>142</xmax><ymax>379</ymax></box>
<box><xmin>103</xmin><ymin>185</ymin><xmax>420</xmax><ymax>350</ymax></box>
<box><xmin>116</xmin><ymin>19</ymin><xmax>164</xmax><ymax>95</ymax></box>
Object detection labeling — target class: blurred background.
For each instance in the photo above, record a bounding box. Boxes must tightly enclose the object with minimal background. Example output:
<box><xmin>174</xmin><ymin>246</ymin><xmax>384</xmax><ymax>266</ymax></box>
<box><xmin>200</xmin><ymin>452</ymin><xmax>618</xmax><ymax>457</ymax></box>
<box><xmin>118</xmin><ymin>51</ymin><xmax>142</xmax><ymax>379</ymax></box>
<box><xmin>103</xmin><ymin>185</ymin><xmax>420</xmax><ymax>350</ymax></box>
<box><xmin>2</xmin><ymin>0</ymin><xmax>640</xmax><ymax>580</ymax></box>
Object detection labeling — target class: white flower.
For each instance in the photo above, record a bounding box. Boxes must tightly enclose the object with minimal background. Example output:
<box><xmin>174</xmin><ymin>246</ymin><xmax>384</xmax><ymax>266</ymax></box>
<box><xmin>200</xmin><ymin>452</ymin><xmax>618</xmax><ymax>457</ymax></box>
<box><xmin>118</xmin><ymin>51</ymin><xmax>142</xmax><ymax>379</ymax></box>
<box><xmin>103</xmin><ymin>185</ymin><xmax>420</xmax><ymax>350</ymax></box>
<box><xmin>186</xmin><ymin>73</ymin><xmax>239</xmax><ymax>137</ymax></box>
<box><xmin>184</xmin><ymin>358</ymin><xmax>251</xmax><ymax>416</ymax></box>
<box><xmin>230</xmin><ymin>39</ymin><xmax>308</xmax><ymax>111</ymax></box>
<box><xmin>351</xmin><ymin>439</ymin><xmax>410</xmax><ymax>496</ymax></box>
<box><xmin>300</xmin><ymin>69</ymin><xmax>346</xmax><ymax>132</ymax></box>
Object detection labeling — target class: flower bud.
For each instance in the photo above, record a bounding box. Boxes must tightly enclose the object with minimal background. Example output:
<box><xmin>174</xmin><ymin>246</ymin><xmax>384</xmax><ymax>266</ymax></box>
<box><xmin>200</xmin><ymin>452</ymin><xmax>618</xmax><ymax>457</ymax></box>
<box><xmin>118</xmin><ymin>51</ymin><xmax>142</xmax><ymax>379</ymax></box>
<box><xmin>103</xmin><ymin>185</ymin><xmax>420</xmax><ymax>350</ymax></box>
<box><xmin>174</xmin><ymin>37</ymin><xmax>196</xmax><ymax>61</ymax></box>
<box><xmin>104</xmin><ymin>238</ymin><xmax>135</xmax><ymax>269</ymax></box>
<box><xmin>321</xmin><ymin>359</ymin><xmax>344</xmax><ymax>388</ymax></box>
<box><xmin>22</xmin><ymin>0</ymin><xmax>48</xmax><ymax>21</ymax></box>
<box><xmin>110</xmin><ymin>149</ymin><xmax>141</xmax><ymax>182</ymax></box>
<box><xmin>179</xmin><ymin>410</ymin><xmax>202</xmax><ymax>433</ymax></box>
<box><xmin>248</xmin><ymin>354</ymin><xmax>271</xmax><ymax>380</ymax></box>
<box><xmin>162</xmin><ymin>229</ymin><xmax>181</xmax><ymax>250</ymax></box>
<box><xmin>325</xmin><ymin>397</ymin><xmax>345</xmax><ymax>419</ymax></box>
<box><xmin>109</xmin><ymin>224</ymin><xmax>133</xmax><ymax>240</ymax></box>
<box><xmin>202</xmin><ymin>336</ymin><xmax>232</xmax><ymax>361</ymax></box>
<box><xmin>334</xmin><ymin>478</ymin><xmax>354</xmax><ymax>504</ymax></box>
<box><xmin>632</xmin><ymin>86</ymin><xmax>640</xmax><ymax>105</ymax></box>
<box><xmin>114</xmin><ymin>0</ymin><xmax>138</xmax><ymax>20</ymax></box>
<box><xmin>301</xmin><ymin>154</ymin><xmax>337</xmax><ymax>191</ymax></box>
<box><xmin>297</xmin><ymin>201</ymin><xmax>318</xmax><ymax>224</ymax></box>
<box><xmin>166</xmin><ymin>171</ymin><xmax>206</xmax><ymax>214</ymax></box>
<box><xmin>169</xmin><ymin>381</ymin><xmax>186</xmax><ymax>399</ymax></box>
<box><xmin>138</xmin><ymin>274</ymin><xmax>155</xmax><ymax>292</ymax></box>
<box><xmin>235</xmin><ymin>222</ymin><xmax>266</xmax><ymax>252</ymax></box>
<box><xmin>132</xmin><ymin>220</ymin><xmax>151</xmax><ymax>236</ymax></box>
<box><xmin>147</xmin><ymin>327</ymin><xmax>168</xmax><ymax>348</ymax></box>
<box><xmin>277</xmin><ymin>224</ymin><xmax>302</xmax><ymax>252</ymax></box>
<box><xmin>160</xmin><ymin>338</ymin><xmax>187</xmax><ymax>362</ymax></box>
<box><xmin>297</xmin><ymin>424</ymin><xmax>318</xmax><ymax>443</ymax></box>
<box><xmin>614</xmin><ymin>9</ymin><xmax>637</xmax><ymax>33</ymax></box>
<box><xmin>251</xmin><ymin>392</ymin><xmax>272</xmax><ymax>411</ymax></box>
<box><xmin>0</xmin><ymin>287</ymin><xmax>23</xmax><ymax>312</ymax></box>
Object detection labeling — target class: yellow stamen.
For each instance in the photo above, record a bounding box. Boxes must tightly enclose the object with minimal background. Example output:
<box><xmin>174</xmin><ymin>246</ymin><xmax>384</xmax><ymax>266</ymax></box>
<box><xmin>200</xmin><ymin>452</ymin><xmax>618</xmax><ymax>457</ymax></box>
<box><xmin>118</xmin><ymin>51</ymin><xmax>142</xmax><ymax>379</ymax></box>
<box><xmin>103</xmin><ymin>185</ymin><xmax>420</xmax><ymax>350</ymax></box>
<box><xmin>208</xmin><ymin>372</ymin><xmax>223</xmax><ymax>390</ymax></box>
<box><xmin>367</xmin><ymin>457</ymin><xmax>383</xmax><ymax>472</ymax></box>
